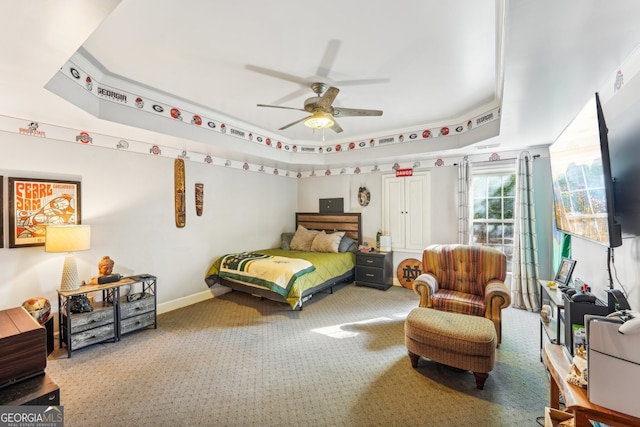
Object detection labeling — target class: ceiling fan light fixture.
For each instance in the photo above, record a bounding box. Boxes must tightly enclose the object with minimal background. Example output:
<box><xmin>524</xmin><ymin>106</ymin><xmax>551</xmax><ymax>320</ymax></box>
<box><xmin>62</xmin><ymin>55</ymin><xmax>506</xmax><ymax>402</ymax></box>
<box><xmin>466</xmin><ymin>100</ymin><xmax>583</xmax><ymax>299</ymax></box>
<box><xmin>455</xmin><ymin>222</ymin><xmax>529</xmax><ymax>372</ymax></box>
<box><xmin>304</xmin><ymin>111</ymin><xmax>334</xmax><ymax>129</ymax></box>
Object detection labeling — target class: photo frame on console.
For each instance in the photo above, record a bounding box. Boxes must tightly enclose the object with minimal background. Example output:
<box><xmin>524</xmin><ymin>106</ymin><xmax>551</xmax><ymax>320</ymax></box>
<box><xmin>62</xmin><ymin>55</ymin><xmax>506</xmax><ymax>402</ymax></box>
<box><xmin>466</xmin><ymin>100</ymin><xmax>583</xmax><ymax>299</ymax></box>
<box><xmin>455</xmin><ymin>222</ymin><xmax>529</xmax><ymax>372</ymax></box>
<box><xmin>554</xmin><ymin>257</ymin><xmax>576</xmax><ymax>287</ymax></box>
<box><xmin>8</xmin><ymin>177</ymin><xmax>81</xmax><ymax>248</ymax></box>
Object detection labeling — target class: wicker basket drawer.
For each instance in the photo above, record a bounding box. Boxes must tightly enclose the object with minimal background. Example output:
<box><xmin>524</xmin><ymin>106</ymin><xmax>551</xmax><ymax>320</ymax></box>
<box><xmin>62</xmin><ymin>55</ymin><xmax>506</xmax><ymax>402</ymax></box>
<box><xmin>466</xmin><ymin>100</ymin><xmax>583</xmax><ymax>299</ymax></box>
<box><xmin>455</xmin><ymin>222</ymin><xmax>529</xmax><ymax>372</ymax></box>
<box><xmin>70</xmin><ymin>324</ymin><xmax>115</xmax><ymax>350</ymax></box>
<box><xmin>120</xmin><ymin>295</ymin><xmax>155</xmax><ymax>319</ymax></box>
<box><xmin>120</xmin><ymin>311</ymin><xmax>155</xmax><ymax>335</ymax></box>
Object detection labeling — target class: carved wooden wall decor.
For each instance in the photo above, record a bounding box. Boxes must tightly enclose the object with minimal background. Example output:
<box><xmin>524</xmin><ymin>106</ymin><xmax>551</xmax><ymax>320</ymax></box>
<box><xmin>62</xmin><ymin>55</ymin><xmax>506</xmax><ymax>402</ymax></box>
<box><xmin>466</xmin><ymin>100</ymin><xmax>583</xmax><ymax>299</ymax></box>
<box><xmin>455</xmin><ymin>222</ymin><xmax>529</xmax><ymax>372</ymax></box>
<box><xmin>174</xmin><ymin>158</ymin><xmax>185</xmax><ymax>228</ymax></box>
<box><xmin>195</xmin><ymin>183</ymin><xmax>204</xmax><ymax>216</ymax></box>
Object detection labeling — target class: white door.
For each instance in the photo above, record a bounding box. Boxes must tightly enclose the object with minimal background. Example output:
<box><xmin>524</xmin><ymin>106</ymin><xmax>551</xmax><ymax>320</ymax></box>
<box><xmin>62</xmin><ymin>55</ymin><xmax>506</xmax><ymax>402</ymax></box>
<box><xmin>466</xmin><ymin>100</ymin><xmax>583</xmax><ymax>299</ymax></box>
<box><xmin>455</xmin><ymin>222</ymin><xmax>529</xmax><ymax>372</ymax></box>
<box><xmin>382</xmin><ymin>172</ymin><xmax>430</xmax><ymax>251</ymax></box>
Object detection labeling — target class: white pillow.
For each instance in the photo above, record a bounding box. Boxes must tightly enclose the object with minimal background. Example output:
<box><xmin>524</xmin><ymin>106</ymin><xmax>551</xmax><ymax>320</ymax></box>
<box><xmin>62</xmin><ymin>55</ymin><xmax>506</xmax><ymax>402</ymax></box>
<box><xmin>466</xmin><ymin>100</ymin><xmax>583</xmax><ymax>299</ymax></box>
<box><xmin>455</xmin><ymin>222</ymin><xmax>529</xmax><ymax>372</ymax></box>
<box><xmin>311</xmin><ymin>231</ymin><xmax>345</xmax><ymax>253</ymax></box>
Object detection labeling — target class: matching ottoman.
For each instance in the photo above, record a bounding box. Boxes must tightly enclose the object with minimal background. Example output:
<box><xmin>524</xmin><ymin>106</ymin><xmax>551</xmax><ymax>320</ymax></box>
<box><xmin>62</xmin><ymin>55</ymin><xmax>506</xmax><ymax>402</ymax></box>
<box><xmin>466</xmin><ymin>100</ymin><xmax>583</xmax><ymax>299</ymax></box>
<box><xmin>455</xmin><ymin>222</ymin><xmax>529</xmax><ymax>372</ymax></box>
<box><xmin>404</xmin><ymin>307</ymin><xmax>497</xmax><ymax>389</ymax></box>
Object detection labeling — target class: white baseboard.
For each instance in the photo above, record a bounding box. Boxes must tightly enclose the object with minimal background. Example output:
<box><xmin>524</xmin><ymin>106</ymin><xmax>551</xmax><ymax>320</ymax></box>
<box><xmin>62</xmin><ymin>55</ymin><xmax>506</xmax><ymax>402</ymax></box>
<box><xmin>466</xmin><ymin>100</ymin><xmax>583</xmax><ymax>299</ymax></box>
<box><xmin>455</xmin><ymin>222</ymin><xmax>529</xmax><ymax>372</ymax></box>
<box><xmin>157</xmin><ymin>286</ymin><xmax>231</xmax><ymax>315</ymax></box>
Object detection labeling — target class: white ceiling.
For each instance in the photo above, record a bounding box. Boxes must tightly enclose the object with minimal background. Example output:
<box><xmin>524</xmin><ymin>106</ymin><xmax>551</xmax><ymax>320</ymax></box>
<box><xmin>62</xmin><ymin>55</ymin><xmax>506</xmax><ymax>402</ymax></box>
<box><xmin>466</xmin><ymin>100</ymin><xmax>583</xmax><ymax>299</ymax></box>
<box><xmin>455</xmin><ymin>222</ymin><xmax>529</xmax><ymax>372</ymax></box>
<box><xmin>3</xmin><ymin>0</ymin><xmax>640</xmax><ymax>172</ymax></box>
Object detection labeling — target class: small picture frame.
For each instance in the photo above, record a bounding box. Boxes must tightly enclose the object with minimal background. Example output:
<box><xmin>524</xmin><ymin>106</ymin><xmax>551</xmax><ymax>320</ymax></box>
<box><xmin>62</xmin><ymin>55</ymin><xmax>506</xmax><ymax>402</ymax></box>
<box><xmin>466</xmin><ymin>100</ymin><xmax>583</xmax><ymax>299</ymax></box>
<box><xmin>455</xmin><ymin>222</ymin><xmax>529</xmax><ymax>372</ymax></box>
<box><xmin>554</xmin><ymin>257</ymin><xmax>576</xmax><ymax>287</ymax></box>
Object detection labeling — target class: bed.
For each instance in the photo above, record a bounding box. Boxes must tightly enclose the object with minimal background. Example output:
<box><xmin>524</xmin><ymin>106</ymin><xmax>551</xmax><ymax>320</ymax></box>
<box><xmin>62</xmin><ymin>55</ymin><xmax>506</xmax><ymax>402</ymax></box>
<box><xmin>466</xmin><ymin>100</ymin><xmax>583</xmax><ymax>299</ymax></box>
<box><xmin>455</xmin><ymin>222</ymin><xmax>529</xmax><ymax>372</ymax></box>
<box><xmin>205</xmin><ymin>212</ymin><xmax>361</xmax><ymax>309</ymax></box>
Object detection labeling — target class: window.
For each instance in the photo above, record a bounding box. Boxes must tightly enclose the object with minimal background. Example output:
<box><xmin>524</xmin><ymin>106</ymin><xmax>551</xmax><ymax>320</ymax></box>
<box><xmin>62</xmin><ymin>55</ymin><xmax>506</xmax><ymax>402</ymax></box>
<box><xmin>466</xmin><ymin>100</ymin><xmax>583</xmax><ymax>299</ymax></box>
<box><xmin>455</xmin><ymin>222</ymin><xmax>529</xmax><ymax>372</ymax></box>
<box><xmin>471</xmin><ymin>170</ymin><xmax>515</xmax><ymax>271</ymax></box>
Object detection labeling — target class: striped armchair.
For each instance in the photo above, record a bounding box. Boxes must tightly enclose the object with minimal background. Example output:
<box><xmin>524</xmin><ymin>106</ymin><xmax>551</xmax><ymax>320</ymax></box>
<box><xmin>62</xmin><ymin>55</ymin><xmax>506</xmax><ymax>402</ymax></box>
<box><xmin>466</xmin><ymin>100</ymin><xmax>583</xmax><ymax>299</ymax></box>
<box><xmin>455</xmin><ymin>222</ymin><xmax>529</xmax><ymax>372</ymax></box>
<box><xmin>412</xmin><ymin>244</ymin><xmax>511</xmax><ymax>343</ymax></box>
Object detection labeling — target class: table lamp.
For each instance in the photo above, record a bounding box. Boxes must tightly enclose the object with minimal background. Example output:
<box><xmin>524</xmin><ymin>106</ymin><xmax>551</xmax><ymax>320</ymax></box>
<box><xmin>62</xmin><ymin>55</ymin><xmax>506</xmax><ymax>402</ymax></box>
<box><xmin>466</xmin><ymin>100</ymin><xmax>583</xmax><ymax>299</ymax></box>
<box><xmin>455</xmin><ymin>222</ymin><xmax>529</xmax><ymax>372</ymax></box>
<box><xmin>45</xmin><ymin>224</ymin><xmax>91</xmax><ymax>292</ymax></box>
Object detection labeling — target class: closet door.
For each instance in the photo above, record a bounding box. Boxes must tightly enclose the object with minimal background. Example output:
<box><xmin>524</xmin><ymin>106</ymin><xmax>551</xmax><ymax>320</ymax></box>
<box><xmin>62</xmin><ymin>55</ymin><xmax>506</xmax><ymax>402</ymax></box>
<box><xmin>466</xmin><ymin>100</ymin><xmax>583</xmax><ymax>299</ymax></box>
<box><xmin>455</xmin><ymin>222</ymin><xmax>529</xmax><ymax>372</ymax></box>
<box><xmin>383</xmin><ymin>176</ymin><xmax>406</xmax><ymax>249</ymax></box>
<box><xmin>404</xmin><ymin>175</ymin><xmax>428</xmax><ymax>250</ymax></box>
<box><xmin>382</xmin><ymin>172</ymin><xmax>430</xmax><ymax>251</ymax></box>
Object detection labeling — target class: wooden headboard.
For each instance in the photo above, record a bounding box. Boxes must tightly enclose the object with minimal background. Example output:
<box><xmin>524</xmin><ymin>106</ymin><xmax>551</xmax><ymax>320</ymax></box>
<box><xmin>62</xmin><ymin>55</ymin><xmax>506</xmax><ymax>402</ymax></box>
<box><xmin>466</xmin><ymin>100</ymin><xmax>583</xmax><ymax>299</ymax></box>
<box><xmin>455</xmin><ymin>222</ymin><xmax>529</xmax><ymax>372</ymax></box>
<box><xmin>296</xmin><ymin>212</ymin><xmax>362</xmax><ymax>246</ymax></box>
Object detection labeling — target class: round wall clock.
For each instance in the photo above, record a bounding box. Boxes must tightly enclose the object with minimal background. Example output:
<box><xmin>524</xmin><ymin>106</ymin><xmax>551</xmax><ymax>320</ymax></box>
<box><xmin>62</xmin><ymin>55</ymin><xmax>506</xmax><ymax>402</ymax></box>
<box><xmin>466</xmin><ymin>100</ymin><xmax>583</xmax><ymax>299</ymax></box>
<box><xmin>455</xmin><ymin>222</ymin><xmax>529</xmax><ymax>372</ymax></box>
<box><xmin>358</xmin><ymin>186</ymin><xmax>371</xmax><ymax>207</ymax></box>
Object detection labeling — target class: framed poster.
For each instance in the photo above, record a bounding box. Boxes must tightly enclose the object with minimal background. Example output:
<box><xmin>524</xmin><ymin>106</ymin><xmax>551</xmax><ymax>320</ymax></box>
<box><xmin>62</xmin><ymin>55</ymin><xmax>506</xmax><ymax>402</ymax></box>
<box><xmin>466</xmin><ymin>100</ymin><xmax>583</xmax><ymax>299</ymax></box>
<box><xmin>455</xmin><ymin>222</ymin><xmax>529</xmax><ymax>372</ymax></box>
<box><xmin>8</xmin><ymin>177</ymin><xmax>81</xmax><ymax>248</ymax></box>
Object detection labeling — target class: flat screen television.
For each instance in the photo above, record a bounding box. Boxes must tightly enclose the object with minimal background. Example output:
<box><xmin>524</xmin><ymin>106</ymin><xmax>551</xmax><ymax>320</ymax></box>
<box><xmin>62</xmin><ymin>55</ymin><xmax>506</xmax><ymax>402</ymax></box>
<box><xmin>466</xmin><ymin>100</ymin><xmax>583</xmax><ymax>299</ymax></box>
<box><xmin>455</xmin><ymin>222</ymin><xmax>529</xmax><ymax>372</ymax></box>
<box><xmin>549</xmin><ymin>93</ymin><xmax>622</xmax><ymax>248</ymax></box>
<box><xmin>605</xmin><ymin>89</ymin><xmax>640</xmax><ymax>239</ymax></box>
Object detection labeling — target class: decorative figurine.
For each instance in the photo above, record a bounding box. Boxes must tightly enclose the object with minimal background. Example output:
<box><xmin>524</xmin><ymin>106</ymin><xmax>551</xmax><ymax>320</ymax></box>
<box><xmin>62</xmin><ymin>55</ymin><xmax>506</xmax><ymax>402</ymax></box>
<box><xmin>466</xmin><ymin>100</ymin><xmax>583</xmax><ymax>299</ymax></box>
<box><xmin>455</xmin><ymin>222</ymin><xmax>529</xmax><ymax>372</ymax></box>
<box><xmin>88</xmin><ymin>256</ymin><xmax>115</xmax><ymax>285</ymax></box>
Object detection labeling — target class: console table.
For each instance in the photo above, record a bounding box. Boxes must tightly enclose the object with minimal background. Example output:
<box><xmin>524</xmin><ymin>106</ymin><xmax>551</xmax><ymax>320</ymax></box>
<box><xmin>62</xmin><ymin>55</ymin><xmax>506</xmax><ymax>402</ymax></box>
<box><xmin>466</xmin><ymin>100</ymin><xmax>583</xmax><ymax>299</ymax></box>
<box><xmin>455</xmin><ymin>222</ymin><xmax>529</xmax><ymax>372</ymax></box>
<box><xmin>542</xmin><ymin>343</ymin><xmax>640</xmax><ymax>427</ymax></box>
<box><xmin>57</xmin><ymin>275</ymin><xmax>156</xmax><ymax>357</ymax></box>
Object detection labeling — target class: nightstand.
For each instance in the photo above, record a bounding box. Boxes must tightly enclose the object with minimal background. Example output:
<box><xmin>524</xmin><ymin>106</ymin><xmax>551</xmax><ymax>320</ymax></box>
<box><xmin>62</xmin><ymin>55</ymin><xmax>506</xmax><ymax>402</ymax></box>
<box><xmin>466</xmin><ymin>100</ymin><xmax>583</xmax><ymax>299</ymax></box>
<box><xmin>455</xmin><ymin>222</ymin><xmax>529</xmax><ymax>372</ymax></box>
<box><xmin>356</xmin><ymin>251</ymin><xmax>393</xmax><ymax>290</ymax></box>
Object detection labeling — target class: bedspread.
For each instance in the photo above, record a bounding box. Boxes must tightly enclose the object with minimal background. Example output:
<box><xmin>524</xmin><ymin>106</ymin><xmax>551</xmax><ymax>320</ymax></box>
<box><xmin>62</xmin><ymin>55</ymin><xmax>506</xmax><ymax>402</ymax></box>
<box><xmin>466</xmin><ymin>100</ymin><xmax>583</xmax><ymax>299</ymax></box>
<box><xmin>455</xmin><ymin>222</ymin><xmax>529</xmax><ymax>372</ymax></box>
<box><xmin>219</xmin><ymin>252</ymin><xmax>315</xmax><ymax>295</ymax></box>
<box><xmin>205</xmin><ymin>248</ymin><xmax>356</xmax><ymax>308</ymax></box>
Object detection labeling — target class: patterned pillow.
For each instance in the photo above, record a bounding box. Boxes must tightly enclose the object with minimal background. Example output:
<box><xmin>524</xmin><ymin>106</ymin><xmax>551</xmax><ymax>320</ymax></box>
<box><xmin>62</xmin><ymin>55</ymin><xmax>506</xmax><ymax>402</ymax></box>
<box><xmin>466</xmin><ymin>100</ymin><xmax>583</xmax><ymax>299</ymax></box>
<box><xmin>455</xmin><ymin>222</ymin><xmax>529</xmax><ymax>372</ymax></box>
<box><xmin>311</xmin><ymin>231</ymin><xmax>345</xmax><ymax>253</ymax></box>
<box><xmin>289</xmin><ymin>225</ymin><xmax>319</xmax><ymax>251</ymax></box>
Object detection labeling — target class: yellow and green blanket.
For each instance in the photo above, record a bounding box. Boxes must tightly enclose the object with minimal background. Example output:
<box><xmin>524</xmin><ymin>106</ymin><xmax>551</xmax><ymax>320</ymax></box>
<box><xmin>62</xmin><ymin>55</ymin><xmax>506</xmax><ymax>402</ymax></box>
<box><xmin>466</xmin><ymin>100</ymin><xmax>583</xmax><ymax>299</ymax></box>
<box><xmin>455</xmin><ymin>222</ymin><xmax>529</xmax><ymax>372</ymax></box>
<box><xmin>211</xmin><ymin>252</ymin><xmax>315</xmax><ymax>297</ymax></box>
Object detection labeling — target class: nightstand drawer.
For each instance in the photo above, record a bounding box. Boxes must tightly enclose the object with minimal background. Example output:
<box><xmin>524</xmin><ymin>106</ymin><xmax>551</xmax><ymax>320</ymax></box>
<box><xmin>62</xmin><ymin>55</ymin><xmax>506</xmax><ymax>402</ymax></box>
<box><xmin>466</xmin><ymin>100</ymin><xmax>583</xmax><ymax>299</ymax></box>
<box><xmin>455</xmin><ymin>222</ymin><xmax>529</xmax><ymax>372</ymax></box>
<box><xmin>120</xmin><ymin>311</ymin><xmax>156</xmax><ymax>335</ymax></box>
<box><xmin>120</xmin><ymin>294</ymin><xmax>155</xmax><ymax>319</ymax></box>
<box><xmin>356</xmin><ymin>266</ymin><xmax>385</xmax><ymax>284</ymax></box>
<box><xmin>67</xmin><ymin>307</ymin><xmax>114</xmax><ymax>334</ymax></box>
<box><xmin>70</xmin><ymin>324</ymin><xmax>115</xmax><ymax>350</ymax></box>
<box><xmin>356</xmin><ymin>253</ymin><xmax>385</xmax><ymax>268</ymax></box>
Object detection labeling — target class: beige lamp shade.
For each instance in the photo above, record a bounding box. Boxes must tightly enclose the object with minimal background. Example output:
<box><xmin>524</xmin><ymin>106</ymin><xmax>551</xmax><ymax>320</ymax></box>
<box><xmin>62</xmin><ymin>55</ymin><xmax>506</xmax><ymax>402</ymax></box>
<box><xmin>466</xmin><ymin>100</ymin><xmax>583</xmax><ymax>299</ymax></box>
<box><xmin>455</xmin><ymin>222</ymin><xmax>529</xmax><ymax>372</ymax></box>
<box><xmin>45</xmin><ymin>225</ymin><xmax>91</xmax><ymax>253</ymax></box>
<box><xmin>45</xmin><ymin>225</ymin><xmax>91</xmax><ymax>291</ymax></box>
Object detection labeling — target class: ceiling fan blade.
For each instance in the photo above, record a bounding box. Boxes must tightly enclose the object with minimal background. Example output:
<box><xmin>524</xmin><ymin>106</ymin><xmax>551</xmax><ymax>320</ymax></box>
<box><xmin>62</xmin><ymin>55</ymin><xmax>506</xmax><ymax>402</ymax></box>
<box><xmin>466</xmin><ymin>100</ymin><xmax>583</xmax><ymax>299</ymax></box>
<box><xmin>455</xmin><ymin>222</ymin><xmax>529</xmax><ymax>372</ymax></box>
<box><xmin>333</xmin><ymin>107</ymin><xmax>383</xmax><ymax>117</ymax></box>
<box><xmin>330</xmin><ymin>119</ymin><xmax>343</xmax><ymax>133</ymax></box>
<box><xmin>318</xmin><ymin>87</ymin><xmax>340</xmax><ymax>110</ymax></box>
<box><xmin>257</xmin><ymin>104</ymin><xmax>306</xmax><ymax>112</ymax></box>
<box><xmin>333</xmin><ymin>78</ymin><xmax>391</xmax><ymax>86</ymax></box>
<box><xmin>271</xmin><ymin>88</ymin><xmax>309</xmax><ymax>105</ymax></box>
<box><xmin>245</xmin><ymin>65</ymin><xmax>307</xmax><ymax>85</ymax></box>
<box><xmin>316</xmin><ymin>39</ymin><xmax>341</xmax><ymax>78</ymax></box>
<box><xmin>279</xmin><ymin>116</ymin><xmax>310</xmax><ymax>130</ymax></box>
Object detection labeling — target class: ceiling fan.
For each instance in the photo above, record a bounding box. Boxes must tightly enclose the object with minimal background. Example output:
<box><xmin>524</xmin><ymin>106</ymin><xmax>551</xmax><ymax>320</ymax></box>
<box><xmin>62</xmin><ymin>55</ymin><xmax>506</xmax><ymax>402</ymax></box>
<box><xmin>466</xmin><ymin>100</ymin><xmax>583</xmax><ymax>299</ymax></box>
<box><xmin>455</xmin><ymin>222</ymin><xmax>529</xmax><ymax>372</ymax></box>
<box><xmin>257</xmin><ymin>82</ymin><xmax>383</xmax><ymax>133</ymax></box>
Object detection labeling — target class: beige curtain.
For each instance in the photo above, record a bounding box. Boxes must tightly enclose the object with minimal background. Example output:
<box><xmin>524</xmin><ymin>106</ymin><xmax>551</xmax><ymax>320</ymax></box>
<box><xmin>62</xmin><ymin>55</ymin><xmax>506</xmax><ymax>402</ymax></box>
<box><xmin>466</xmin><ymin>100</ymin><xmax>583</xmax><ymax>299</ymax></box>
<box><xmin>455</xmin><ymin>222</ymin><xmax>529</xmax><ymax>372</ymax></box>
<box><xmin>457</xmin><ymin>156</ymin><xmax>471</xmax><ymax>244</ymax></box>
<box><xmin>511</xmin><ymin>151</ymin><xmax>540</xmax><ymax>311</ymax></box>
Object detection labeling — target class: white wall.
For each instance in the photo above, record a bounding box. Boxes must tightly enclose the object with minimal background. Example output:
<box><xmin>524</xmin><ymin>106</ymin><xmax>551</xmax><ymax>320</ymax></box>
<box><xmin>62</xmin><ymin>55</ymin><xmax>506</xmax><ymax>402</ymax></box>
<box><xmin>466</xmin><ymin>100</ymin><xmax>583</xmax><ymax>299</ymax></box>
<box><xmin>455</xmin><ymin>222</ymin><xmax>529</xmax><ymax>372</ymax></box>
<box><xmin>298</xmin><ymin>164</ymin><xmax>459</xmax><ymax>282</ymax></box>
<box><xmin>0</xmin><ymin>132</ymin><xmax>297</xmax><ymax>314</ymax></box>
<box><xmin>571</xmin><ymin>234</ymin><xmax>640</xmax><ymax>309</ymax></box>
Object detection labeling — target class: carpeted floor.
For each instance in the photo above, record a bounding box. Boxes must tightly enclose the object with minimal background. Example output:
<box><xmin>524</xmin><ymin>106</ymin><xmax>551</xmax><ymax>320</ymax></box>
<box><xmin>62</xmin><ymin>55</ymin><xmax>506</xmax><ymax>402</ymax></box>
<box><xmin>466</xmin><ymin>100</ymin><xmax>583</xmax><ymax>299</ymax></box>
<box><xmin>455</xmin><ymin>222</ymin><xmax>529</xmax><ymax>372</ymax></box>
<box><xmin>46</xmin><ymin>283</ymin><xmax>549</xmax><ymax>426</ymax></box>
